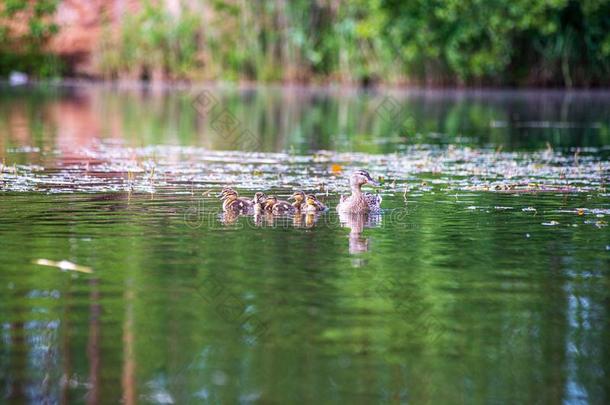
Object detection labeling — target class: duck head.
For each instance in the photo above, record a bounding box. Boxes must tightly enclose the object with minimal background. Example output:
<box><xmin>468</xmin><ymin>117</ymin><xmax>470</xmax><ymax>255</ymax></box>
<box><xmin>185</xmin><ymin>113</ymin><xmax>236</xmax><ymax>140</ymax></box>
<box><xmin>350</xmin><ymin>170</ymin><xmax>379</xmax><ymax>188</ymax></box>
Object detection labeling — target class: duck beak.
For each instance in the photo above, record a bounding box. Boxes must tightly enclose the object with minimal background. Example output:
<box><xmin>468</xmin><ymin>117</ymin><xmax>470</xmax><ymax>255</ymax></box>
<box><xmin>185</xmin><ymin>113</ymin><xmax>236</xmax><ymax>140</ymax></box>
<box><xmin>287</xmin><ymin>195</ymin><xmax>295</xmax><ymax>201</ymax></box>
<box><xmin>366</xmin><ymin>176</ymin><xmax>380</xmax><ymax>187</ymax></box>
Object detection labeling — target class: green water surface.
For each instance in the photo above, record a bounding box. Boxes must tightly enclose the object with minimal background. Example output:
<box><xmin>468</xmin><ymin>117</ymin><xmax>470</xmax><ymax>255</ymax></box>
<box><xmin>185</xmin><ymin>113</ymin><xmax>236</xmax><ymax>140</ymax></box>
<box><xmin>1</xmin><ymin>85</ymin><xmax>609</xmax><ymax>404</ymax></box>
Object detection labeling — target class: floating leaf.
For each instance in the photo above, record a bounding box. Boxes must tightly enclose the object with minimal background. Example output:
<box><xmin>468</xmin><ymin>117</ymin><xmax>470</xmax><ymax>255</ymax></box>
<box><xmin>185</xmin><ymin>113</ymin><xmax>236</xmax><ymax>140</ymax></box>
<box><xmin>330</xmin><ymin>164</ymin><xmax>343</xmax><ymax>174</ymax></box>
<box><xmin>542</xmin><ymin>221</ymin><xmax>560</xmax><ymax>226</ymax></box>
<box><xmin>34</xmin><ymin>259</ymin><xmax>93</xmax><ymax>274</ymax></box>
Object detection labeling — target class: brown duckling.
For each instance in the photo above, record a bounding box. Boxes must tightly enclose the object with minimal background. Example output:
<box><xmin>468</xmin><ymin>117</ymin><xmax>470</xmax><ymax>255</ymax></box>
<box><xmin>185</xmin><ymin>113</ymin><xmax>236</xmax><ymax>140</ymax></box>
<box><xmin>252</xmin><ymin>191</ymin><xmax>267</xmax><ymax>214</ymax></box>
<box><xmin>288</xmin><ymin>191</ymin><xmax>306</xmax><ymax>211</ymax></box>
<box><xmin>264</xmin><ymin>196</ymin><xmax>296</xmax><ymax>215</ymax></box>
<box><xmin>219</xmin><ymin>189</ymin><xmax>252</xmax><ymax>213</ymax></box>
<box><xmin>304</xmin><ymin>194</ymin><xmax>327</xmax><ymax>213</ymax></box>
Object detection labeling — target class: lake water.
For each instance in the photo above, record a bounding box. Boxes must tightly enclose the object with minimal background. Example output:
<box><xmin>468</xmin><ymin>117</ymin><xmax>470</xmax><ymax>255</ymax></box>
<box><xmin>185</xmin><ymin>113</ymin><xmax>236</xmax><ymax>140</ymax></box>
<box><xmin>1</xmin><ymin>84</ymin><xmax>609</xmax><ymax>404</ymax></box>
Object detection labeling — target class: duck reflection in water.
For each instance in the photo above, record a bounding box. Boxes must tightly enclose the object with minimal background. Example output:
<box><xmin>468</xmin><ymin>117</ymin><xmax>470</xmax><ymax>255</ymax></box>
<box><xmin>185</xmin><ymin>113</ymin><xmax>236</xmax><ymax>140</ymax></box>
<box><xmin>220</xmin><ymin>210</ymin><xmax>241</xmax><ymax>226</ymax></box>
<box><xmin>293</xmin><ymin>211</ymin><xmax>322</xmax><ymax>228</ymax></box>
<box><xmin>338</xmin><ymin>211</ymin><xmax>382</xmax><ymax>255</ymax></box>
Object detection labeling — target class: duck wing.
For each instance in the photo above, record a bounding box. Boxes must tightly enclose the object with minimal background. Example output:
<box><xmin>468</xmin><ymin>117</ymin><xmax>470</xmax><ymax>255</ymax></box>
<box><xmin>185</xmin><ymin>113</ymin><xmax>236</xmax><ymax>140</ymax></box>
<box><xmin>364</xmin><ymin>193</ymin><xmax>382</xmax><ymax>208</ymax></box>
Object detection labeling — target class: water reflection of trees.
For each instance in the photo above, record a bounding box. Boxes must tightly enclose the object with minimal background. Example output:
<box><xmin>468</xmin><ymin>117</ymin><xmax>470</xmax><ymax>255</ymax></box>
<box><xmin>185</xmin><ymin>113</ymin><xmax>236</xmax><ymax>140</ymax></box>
<box><xmin>1</xmin><ymin>88</ymin><xmax>609</xmax><ymax>159</ymax></box>
<box><xmin>1</xmin><ymin>195</ymin><xmax>609</xmax><ymax>402</ymax></box>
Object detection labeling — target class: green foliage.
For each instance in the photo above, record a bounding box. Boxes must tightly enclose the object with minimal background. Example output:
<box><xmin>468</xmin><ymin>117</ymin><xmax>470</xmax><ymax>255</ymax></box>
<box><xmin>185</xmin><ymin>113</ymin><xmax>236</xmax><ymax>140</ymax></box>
<box><xmin>98</xmin><ymin>0</ymin><xmax>202</xmax><ymax>80</ymax></box>
<box><xmin>381</xmin><ymin>0</ymin><xmax>610</xmax><ymax>86</ymax></box>
<box><xmin>5</xmin><ymin>0</ymin><xmax>610</xmax><ymax>85</ymax></box>
<box><xmin>0</xmin><ymin>0</ymin><xmax>62</xmax><ymax>78</ymax></box>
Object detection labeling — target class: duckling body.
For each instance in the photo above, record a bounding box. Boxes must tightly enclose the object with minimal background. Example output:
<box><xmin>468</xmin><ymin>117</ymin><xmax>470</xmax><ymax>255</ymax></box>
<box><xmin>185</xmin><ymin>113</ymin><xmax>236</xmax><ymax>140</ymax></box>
<box><xmin>264</xmin><ymin>196</ymin><xmax>297</xmax><ymax>215</ymax></box>
<box><xmin>336</xmin><ymin>170</ymin><xmax>382</xmax><ymax>214</ymax></box>
<box><xmin>252</xmin><ymin>192</ymin><xmax>267</xmax><ymax>214</ymax></box>
<box><xmin>288</xmin><ymin>191</ymin><xmax>307</xmax><ymax>212</ymax></box>
<box><xmin>219</xmin><ymin>189</ymin><xmax>253</xmax><ymax>213</ymax></box>
<box><xmin>223</xmin><ymin>197</ymin><xmax>253</xmax><ymax>213</ymax></box>
<box><xmin>273</xmin><ymin>201</ymin><xmax>296</xmax><ymax>215</ymax></box>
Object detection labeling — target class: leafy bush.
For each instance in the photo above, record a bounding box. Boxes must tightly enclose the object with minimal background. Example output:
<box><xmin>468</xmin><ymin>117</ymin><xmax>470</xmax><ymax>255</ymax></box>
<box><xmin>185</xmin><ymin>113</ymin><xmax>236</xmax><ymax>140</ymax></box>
<box><xmin>0</xmin><ymin>0</ymin><xmax>63</xmax><ymax>78</ymax></box>
<box><xmin>5</xmin><ymin>0</ymin><xmax>610</xmax><ymax>86</ymax></box>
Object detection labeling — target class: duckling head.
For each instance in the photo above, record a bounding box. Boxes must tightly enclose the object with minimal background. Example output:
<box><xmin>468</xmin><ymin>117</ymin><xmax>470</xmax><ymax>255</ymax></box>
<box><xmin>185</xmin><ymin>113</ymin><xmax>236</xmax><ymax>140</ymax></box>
<box><xmin>253</xmin><ymin>192</ymin><xmax>267</xmax><ymax>204</ymax></box>
<box><xmin>220</xmin><ymin>190</ymin><xmax>238</xmax><ymax>201</ymax></box>
<box><xmin>288</xmin><ymin>190</ymin><xmax>305</xmax><ymax>203</ymax></box>
<box><xmin>218</xmin><ymin>187</ymin><xmax>236</xmax><ymax>199</ymax></box>
<box><xmin>306</xmin><ymin>194</ymin><xmax>318</xmax><ymax>206</ymax></box>
<box><xmin>264</xmin><ymin>196</ymin><xmax>278</xmax><ymax>209</ymax></box>
<box><xmin>350</xmin><ymin>170</ymin><xmax>380</xmax><ymax>188</ymax></box>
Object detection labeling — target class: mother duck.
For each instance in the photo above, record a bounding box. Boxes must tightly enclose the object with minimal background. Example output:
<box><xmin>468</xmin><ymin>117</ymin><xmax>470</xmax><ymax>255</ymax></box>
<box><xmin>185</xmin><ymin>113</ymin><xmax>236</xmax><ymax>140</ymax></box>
<box><xmin>336</xmin><ymin>170</ymin><xmax>382</xmax><ymax>214</ymax></box>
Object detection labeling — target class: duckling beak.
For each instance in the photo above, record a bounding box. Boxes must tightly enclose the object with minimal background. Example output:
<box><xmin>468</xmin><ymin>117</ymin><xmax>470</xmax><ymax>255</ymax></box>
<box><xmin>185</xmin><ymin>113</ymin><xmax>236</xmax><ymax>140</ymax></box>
<box><xmin>287</xmin><ymin>195</ymin><xmax>295</xmax><ymax>201</ymax></box>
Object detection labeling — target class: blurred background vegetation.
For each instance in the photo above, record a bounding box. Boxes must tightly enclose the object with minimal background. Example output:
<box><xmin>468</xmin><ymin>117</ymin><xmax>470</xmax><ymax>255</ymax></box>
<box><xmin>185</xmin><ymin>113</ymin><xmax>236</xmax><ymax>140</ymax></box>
<box><xmin>0</xmin><ymin>0</ymin><xmax>62</xmax><ymax>77</ymax></box>
<box><xmin>1</xmin><ymin>0</ymin><xmax>610</xmax><ymax>87</ymax></box>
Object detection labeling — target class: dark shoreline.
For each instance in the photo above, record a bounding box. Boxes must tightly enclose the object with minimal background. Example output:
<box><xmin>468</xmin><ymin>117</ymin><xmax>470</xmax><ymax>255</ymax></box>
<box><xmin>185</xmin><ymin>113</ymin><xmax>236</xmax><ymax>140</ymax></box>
<box><xmin>2</xmin><ymin>79</ymin><xmax>610</xmax><ymax>96</ymax></box>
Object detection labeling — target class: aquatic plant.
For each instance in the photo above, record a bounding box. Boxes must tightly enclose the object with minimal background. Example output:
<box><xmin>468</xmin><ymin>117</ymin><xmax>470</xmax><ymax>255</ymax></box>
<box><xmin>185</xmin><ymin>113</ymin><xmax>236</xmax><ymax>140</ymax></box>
<box><xmin>1</xmin><ymin>142</ymin><xmax>608</xmax><ymax>197</ymax></box>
